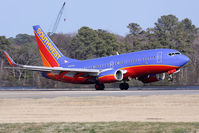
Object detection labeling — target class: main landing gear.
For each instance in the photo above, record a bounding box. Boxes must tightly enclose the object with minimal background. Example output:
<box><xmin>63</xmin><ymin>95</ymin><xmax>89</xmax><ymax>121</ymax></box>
<box><xmin>119</xmin><ymin>82</ymin><xmax>129</xmax><ymax>90</ymax></box>
<box><xmin>95</xmin><ymin>82</ymin><xmax>105</xmax><ymax>90</ymax></box>
<box><xmin>95</xmin><ymin>82</ymin><xmax>129</xmax><ymax>90</ymax></box>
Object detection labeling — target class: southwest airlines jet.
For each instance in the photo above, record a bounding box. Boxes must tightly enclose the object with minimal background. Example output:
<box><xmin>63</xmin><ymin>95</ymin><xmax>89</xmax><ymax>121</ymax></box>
<box><xmin>4</xmin><ymin>25</ymin><xmax>189</xmax><ymax>90</ymax></box>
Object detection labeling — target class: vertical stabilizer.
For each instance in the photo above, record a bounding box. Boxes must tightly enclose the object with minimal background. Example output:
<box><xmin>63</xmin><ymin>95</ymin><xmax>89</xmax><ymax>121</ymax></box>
<box><xmin>33</xmin><ymin>25</ymin><xmax>76</xmax><ymax>67</ymax></box>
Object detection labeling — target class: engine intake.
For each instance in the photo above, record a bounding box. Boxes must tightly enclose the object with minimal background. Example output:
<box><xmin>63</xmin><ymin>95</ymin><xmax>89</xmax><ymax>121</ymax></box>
<box><xmin>115</xmin><ymin>70</ymin><xmax>123</xmax><ymax>81</ymax></box>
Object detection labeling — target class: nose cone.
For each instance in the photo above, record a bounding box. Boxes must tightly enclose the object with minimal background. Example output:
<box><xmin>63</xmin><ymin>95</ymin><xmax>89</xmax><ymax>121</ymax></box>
<box><xmin>179</xmin><ymin>55</ymin><xmax>189</xmax><ymax>67</ymax></box>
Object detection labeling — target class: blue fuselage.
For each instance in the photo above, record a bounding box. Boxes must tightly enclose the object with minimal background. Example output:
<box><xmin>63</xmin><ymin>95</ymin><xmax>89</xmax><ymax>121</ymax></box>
<box><xmin>64</xmin><ymin>49</ymin><xmax>189</xmax><ymax>71</ymax></box>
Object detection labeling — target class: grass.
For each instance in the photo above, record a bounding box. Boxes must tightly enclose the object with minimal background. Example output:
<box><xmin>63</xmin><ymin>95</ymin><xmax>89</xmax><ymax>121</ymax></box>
<box><xmin>0</xmin><ymin>122</ymin><xmax>199</xmax><ymax>133</ymax></box>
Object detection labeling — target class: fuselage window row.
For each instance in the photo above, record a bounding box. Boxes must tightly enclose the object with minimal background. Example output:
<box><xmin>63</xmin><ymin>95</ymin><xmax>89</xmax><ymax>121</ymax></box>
<box><xmin>84</xmin><ymin>56</ymin><xmax>156</xmax><ymax>69</ymax></box>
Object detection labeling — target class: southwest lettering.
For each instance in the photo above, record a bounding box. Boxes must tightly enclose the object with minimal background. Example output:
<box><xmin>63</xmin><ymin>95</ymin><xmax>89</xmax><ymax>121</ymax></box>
<box><xmin>57</xmin><ymin>54</ymin><xmax>61</xmax><ymax>60</ymax></box>
<box><xmin>37</xmin><ymin>28</ymin><xmax>42</xmax><ymax>34</ymax></box>
<box><xmin>48</xmin><ymin>44</ymin><xmax>54</xmax><ymax>51</ymax></box>
<box><xmin>43</xmin><ymin>37</ymin><xmax>48</xmax><ymax>43</ymax></box>
<box><xmin>41</xmin><ymin>33</ymin><xmax>45</xmax><ymax>40</ymax></box>
<box><xmin>46</xmin><ymin>42</ymin><xmax>51</xmax><ymax>47</ymax></box>
<box><xmin>52</xmin><ymin>49</ymin><xmax>56</xmax><ymax>56</ymax></box>
<box><xmin>36</xmin><ymin>28</ymin><xmax>61</xmax><ymax>61</ymax></box>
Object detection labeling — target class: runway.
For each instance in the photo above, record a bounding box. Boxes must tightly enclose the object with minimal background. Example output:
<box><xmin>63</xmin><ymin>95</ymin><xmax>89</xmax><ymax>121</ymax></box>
<box><xmin>1</xmin><ymin>89</ymin><xmax>199</xmax><ymax>123</ymax></box>
<box><xmin>0</xmin><ymin>89</ymin><xmax>199</xmax><ymax>99</ymax></box>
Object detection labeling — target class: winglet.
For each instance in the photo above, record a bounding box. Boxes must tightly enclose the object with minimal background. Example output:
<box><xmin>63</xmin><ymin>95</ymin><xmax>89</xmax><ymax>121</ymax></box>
<box><xmin>3</xmin><ymin>51</ymin><xmax>17</xmax><ymax>67</ymax></box>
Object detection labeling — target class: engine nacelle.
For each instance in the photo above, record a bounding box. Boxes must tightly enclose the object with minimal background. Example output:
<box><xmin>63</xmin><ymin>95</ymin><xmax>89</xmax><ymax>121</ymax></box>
<box><xmin>139</xmin><ymin>73</ymin><xmax>165</xmax><ymax>83</ymax></box>
<box><xmin>98</xmin><ymin>69</ymin><xmax>124</xmax><ymax>83</ymax></box>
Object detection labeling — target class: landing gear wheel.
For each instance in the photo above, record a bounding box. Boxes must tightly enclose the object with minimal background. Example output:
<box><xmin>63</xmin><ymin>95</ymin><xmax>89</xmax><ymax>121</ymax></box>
<box><xmin>168</xmin><ymin>74</ymin><xmax>173</xmax><ymax>82</ymax></box>
<box><xmin>119</xmin><ymin>83</ymin><xmax>129</xmax><ymax>90</ymax></box>
<box><xmin>95</xmin><ymin>83</ymin><xmax>105</xmax><ymax>90</ymax></box>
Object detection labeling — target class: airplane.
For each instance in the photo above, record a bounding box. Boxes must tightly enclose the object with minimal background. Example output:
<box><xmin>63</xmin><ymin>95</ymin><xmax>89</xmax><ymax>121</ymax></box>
<box><xmin>3</xmin><ymin>25</ymin><xmax>190</xmax><ymax>90</ymax></box>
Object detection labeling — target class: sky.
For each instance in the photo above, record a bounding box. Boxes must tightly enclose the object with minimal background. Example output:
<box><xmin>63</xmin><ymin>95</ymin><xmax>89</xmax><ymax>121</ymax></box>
<box><xmin>0</xmin><ymin>0</ymin><xmax>199</xmax><ymax>37</ymax></box>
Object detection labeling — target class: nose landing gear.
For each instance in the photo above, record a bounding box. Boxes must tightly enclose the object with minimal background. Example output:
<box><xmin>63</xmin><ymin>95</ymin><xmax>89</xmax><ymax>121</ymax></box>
<box><xmin>168</xmin><ymin>74</ymin><xmax>173</xmax><ymax>81</ymax></box>
<box><xmin>168</xmin><ymin>69</ymin><xmax>180</xmax><ymax>82</ymax></box>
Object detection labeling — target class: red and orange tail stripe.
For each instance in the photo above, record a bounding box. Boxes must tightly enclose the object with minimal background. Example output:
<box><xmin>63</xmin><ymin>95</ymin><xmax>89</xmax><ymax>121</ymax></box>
<box><xmin>34</xmin><ymin>31</ymin><xmax>59</xmax><ymax>67</ymax></box>
<box><xmin>33</xmin><ymin>25</ymin><xmax>63</xmax><ymax>67</ymax></box>
<box><xmin>3</xmin><ymin>51</ymin><xmax>17</xmax><ymax>67</ymax></box>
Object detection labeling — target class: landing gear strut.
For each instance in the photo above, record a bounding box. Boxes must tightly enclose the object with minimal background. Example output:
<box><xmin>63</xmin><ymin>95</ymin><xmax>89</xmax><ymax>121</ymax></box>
<box><xmin>95</xmin><ymin>82</ymin><xmax>105</xmax><ymax>90</ymax></box>
<box><xmin>119</xmin><ymin>82</ymin><xmax>129</xmax><ymax>90</ymax></box>
<box><xmin>168</xmin><ymin>74</ymin><xmax>173</xmax><ymax>81</ymax></box>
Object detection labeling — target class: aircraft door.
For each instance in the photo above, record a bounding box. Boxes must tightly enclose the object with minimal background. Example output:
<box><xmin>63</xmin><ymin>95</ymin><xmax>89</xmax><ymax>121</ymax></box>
<box><xmin>157</xmin><ymin>52</ymin><xmax>162</xmax><ymax>63</ymax></box>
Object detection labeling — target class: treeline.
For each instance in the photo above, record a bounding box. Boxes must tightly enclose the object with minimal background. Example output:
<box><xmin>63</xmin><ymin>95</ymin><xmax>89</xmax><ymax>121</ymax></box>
<box><xmin>0</xmin><ymin>14</ymin><xmax>199</xmax><ymax>88</ymax></box>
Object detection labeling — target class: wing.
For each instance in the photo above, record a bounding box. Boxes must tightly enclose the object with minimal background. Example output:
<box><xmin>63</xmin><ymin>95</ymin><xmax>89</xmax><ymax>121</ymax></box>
<box><xmin>3</xmin><ymin>51</ymin><xmax>99</xmax><ymax>76</ymax></box>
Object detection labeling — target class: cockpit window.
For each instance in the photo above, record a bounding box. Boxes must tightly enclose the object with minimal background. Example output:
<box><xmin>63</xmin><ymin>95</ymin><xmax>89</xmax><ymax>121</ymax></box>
<box><xmin>175</xmin><ymin>52</ymin><xmax>181</xmax><ymax>55</ymax></box>
<box><xmin>168</xmin><ymin>52</ymin><xmax>181</xmax><ymax>56</ymax></box>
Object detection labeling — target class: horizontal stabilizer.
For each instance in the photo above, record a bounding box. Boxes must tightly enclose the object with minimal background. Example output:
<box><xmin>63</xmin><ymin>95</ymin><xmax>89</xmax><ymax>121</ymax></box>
<box><xmin>3</xmin><ymin>51</ymin><xmax>17</xmax><ymax>67</ymax></box>
<box><xmin>3</xmin><ymin>51</ymin><xmax>99</xmax><ymax>76</ymax></box>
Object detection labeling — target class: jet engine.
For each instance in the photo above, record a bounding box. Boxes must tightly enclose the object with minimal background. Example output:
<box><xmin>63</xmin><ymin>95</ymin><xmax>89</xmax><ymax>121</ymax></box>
<box><xmin>98</xmin><ymin>69</ymin><xmax>124</xmax><ymax>83</ymax></box>
<box><xmin>139</xmin><ymin>73</ymin><xmax>165</xmax><ymax>83</ymax></box>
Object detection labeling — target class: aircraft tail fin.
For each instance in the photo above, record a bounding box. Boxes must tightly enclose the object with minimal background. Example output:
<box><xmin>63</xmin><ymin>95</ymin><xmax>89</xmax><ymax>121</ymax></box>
<box><xmin>33</xmin><ymin>25</ymin><xmax>77</xmax><ymax>67</ymax></box>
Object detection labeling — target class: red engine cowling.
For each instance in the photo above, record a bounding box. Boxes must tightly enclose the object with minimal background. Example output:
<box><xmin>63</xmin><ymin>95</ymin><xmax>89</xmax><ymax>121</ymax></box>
<box><xmin>98</xmin><ymin>69</ymin><xmax>124</xmax><ymax>83</ymax></box>
<box><xmin>139</xmin><ymin>73</ymin><xmax>165</xmax><ymax>83</ymax></box>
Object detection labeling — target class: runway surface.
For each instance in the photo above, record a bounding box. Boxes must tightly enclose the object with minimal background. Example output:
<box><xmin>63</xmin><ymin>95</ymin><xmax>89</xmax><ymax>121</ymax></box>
<box><xmin>1</xmin><ymin>89</ymin><xmax>199</xmax><ymax>123</ymax></box>
<box><xmin>1</xmin><ymin>90</ymin><xmax>199</xmax><ymax>99</ymax></box>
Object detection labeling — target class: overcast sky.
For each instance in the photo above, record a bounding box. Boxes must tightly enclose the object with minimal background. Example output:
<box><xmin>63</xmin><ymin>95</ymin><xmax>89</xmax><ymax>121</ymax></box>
<box><xmin>0</xmin><ymin>0</ymin><xmax>199</xmax><ymax>37</ymax></box>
